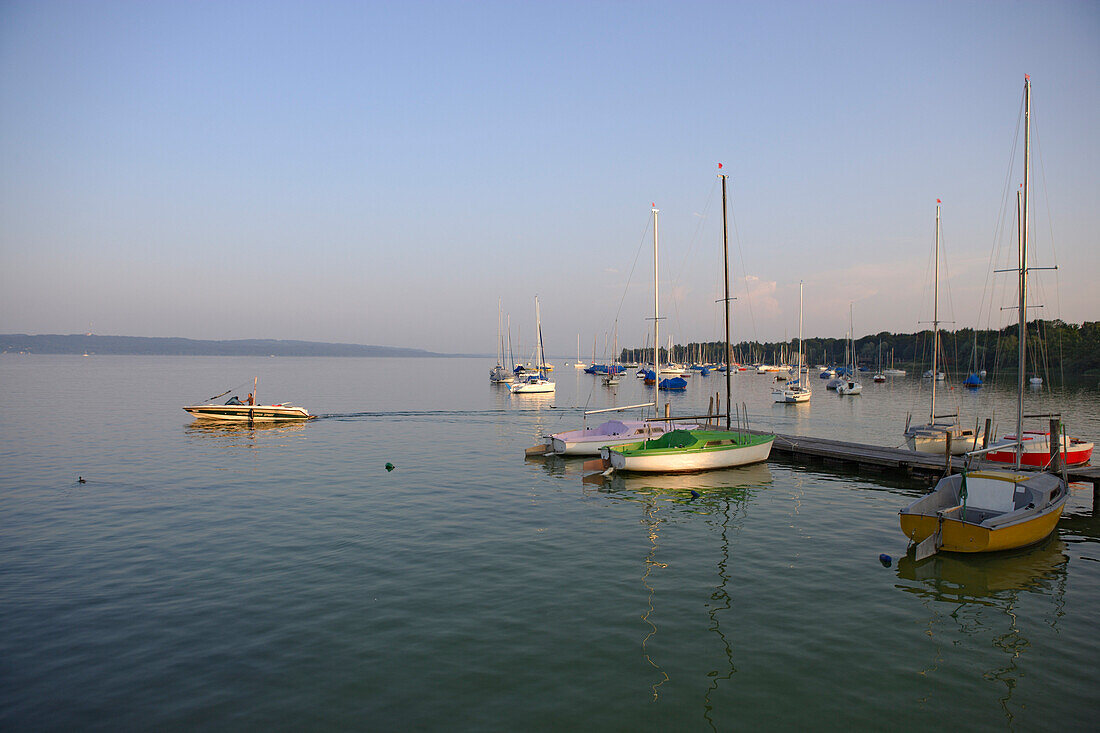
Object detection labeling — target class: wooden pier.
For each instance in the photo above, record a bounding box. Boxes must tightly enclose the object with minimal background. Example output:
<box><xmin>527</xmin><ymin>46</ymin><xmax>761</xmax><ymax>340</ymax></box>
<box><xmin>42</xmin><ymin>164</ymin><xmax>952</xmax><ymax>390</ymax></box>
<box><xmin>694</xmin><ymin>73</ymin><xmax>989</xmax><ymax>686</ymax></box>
<box><xmin>764</xmin><ymin>431</ymin><xmax>1100</xmax><ymax>491</ymax></box>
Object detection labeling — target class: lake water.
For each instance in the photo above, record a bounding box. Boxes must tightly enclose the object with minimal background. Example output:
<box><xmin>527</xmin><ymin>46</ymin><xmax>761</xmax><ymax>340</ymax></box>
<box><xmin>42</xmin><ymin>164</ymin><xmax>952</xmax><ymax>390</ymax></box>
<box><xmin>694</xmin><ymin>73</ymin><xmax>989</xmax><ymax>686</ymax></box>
<box><xmin>2</xmin><ymin>355</ymin><xmax>1098</xmax><ymax>730</ymax></box>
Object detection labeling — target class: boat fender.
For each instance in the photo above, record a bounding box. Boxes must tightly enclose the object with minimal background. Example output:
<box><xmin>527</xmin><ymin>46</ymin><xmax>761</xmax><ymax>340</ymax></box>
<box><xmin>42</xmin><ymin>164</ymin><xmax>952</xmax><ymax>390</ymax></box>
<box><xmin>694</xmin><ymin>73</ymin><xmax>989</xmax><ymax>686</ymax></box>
<box><xmin>385</xmin><ymin>462</ymin><xmax>395</xmax><ymax>472</ymax></box>
<box><xmin>878</xmin><ymin>554</ymin><xmax>892</xmax><ymax>567</ymax></box>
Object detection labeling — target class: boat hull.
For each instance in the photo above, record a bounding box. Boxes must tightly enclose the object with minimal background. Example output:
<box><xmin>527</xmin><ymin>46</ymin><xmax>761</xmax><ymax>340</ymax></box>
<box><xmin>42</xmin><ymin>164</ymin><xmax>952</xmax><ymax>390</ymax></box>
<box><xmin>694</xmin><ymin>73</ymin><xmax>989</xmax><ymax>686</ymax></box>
<box><xmin>905</xmin><ymin>425</ymin><xmax>984</xmax><ymax>455</ymax></box>
<box><xmin>899</xmin><ymin>470</ymin><xmax>1067</xmax><ymax>553</ymax></box>
<box><xmin>985</xmin><ymin>433</ymin><xmax>1093</xmax><ymax>467</ymax></box>
<box><xmin>772</xmin><ymin>388</ymin><xmax>810</xmax><ymax>403</ymax></box>
<box><xmin>510</xmin><ymin>382</ymin><xmax>555</xmax><ymax>393</ymax></box>
<box><xmin>604</xmin><ymin>434</ymin><xmax>774</xmax><ymax>473</ymax></box>
<box><xmin>183</xmin><ymin>405</ymin><xmax>314</xmax><ymax>421</ymax></box>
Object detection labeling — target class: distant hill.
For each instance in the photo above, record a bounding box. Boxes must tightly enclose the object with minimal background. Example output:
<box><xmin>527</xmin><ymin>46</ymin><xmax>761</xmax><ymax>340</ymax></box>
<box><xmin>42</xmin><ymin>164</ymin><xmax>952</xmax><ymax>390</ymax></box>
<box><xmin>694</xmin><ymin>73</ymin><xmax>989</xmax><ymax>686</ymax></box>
<box><xmin>0</xmin><ymin>334</ymin><xmax>477</xmax><ymax>358</ymax></box>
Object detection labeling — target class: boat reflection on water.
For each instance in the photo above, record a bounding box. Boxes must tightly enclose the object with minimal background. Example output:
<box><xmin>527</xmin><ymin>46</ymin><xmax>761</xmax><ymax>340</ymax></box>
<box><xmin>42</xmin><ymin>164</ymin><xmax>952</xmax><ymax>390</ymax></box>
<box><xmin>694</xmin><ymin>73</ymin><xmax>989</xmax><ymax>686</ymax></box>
<box><xmin>184</xmin><ymin>419</ymin><xmax>309</xmax><ymax>447</ymax></box>
<box><xmin>585</xmin><ymin>463</ymin><xmax>772</xmax><ymax>709</ymax></box>
<box><xmin>895</xmin><ymin>537</ymin><xmax>1069</xmax><ymax>722</ymax></box>
<box><xmin>896</xmin><ymin>537</ymin><xmax>1068</xmax><ymax>602</ymax></box>
<box><xmin>584</xmin><ymin>461</ymin><xmax>773</xmax><ymax>499</ymax></box>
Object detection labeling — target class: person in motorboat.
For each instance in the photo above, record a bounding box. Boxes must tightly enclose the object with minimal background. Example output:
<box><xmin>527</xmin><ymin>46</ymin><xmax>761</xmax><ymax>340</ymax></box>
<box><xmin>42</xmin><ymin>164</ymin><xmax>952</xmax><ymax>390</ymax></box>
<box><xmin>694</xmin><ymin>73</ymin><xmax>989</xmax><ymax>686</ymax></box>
<box><xmin>246</xmin><ymin>392</ymin><xmax>255</xmax><ymax>405</ymax></box>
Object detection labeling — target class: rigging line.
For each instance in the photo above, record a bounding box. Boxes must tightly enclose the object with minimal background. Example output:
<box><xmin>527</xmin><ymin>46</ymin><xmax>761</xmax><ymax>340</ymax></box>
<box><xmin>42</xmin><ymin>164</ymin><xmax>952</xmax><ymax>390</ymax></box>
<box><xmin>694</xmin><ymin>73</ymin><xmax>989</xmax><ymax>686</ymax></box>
<box><xmin>727</xmin><ymin>187</ymin><xmax>758</xmax><ymax>344</ymax></box>
<box><xmin>611</xmin><ymin>211</ymin><xmax>654</xmax><ymax>337</ymax></box>
<box><xmin>1033</xmin><ymin>126</ymin><xmax>1065</xmax><ymax>386</ymax></box>
<box><xmin>978</xmin><ymin>88</ymin><xmax>1026</xmax><ymax>338</ymax></box>
<box><xmin>667</xmin><ymin>178</ymin><xmax>720</xmax><ymax>346</ymax></box>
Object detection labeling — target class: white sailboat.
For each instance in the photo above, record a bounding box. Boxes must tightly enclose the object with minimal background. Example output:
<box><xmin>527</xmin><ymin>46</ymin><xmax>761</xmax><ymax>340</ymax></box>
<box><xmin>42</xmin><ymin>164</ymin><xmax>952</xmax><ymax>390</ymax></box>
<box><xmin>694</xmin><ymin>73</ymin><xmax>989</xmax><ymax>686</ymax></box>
<box><xmin>837</xmin><ymin>304</ymin><xmax>862</xmax><ymax>396</ymax></box>
<box><xmin>904</xmin><ymin>202</ymin><xmax>982</xmax><ymax>454</ymax></box>
<box><xmin>573</xmin><ymin>334</ymin><xmax>586</xmax><ymax>369</ymax></box>
<box><xmin>510</xmin><ymin>297</ymin><xmax>555</xmax><ymax>394</ymax></box>
<box><xmin>772</xmin><ymin>282</ymin><xmax>811</xmax><ymax>403</ymax></box>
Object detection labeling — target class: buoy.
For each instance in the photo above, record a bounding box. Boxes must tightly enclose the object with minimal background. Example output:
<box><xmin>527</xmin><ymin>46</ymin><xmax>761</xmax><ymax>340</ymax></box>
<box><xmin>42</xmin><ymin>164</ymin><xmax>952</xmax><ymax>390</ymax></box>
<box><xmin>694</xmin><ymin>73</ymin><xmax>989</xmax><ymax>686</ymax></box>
<box><xmin>78</xmin><ymin>476</ymin><xmax>86</xmax><ymax>484</ymax></box>
<box><xmin>385</xmin><ymin>463</ymin><xmax>395</xmax><ymax>472</ymax></box>
<box><xmin>879</xmin><ymin>553</ymin><xmax>892</xmax><ymax>567</ymax></box>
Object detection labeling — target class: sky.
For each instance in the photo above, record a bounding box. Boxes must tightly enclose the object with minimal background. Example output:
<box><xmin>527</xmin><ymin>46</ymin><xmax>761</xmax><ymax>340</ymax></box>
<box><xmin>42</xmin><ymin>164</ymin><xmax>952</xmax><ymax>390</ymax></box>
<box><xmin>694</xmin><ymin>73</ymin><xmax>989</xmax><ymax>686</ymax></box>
<box><xmin>1</xmin><ymin>0</ymin><xmax>1097</xmax><ymax>356</ymax></box>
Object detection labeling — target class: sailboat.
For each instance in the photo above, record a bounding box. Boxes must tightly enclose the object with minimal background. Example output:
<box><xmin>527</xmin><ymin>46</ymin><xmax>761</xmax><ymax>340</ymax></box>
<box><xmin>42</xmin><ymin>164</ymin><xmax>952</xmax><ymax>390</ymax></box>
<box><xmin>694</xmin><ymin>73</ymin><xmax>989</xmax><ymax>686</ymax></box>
<box><xmin>183</xmin><ymin>377</ymin><xmax>315</xmax><ymax>421</ymax></box>
<box><xmin>884</xmin><ymin>348</ymin><xmax>906</xmax><ymax>376</ymax></box>
<box><xmin>873</xmin><ymin>341</ymin><xmax>886</xmax><ymax>382</ymax></box>
<box><xmin>509</xmin><ymin>297</ymin><xmax>555</xmax><ymax>393</ymax></box>
<box><xmin>899</xmin><ymin>76</ymin><xmax>1069</xmax><ymax>556</ymax></box>
<box><xmin>603</xmin><ymin>325</ymin><xmax>622</xmax><ymax>386</ymax></box>
<box><xmin>600</xmin><ymin>175</ymin><xmax>775</xmax><ymax>473</ymax></box>
<box><xmin>837</xmin><ymin>304</ymin><xmax>862</xmax><ymax>395</ymax></box>
<box><xmin>772</xmin><ymin>282</ymin><xmax>811</xmax><ymax>403</ymax></box>
<box><xmin>903</xmin><ymin>202</ymin><xmax>982</xmax><ymax>453</ymax></box>
<box><xmin>489</xmin><ymin>299</ymin><xmax>511</xmax><ymax>383</ymax></box>
<box><xmin>573</xmin><ymin>335</ymin><xmax>586</xmax><ymax>369</ymax></box>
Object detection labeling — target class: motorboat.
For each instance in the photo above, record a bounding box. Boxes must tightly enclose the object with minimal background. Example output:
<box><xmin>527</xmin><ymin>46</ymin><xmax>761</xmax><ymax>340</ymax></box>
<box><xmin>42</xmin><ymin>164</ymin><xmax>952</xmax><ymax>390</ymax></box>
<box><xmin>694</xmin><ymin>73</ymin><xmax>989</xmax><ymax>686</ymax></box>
<box><xmin>184</xmin><ymin>378</ymin><xmax>314</xmax><ymax>421</ymax></box>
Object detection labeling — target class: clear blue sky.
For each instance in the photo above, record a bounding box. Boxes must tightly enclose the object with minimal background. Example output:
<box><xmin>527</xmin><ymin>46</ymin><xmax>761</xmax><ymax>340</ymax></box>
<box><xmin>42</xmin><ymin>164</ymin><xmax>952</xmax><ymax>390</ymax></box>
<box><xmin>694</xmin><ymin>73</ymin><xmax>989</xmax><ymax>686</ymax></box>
<box><xmin>1</xmin><ymin>1</ymin><xmax>1097</xmax><ymax>355</ymax></box>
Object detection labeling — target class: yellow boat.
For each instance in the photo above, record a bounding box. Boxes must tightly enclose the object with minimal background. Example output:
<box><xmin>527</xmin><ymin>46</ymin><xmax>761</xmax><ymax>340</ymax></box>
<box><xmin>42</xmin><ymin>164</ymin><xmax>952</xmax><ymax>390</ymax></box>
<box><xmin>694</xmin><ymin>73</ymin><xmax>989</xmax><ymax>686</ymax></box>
<box><xmin>900</xmin><ymin>76</ymin><xmax>1070</xmax><ymax>559</ymax></box>
<box><xmin>899</xmin><ymin>470</ymin><xmax>1068</xmax><ymax>554</ymax></box>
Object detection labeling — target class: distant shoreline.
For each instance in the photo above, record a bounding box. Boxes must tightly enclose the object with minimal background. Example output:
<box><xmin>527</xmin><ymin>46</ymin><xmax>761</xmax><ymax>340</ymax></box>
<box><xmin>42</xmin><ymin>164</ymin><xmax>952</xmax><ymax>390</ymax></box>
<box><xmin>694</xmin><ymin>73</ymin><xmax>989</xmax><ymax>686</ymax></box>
<box><xmin>0</xmin><ymin>334</ymin><xmax>484</xmax><ymax>358</ymax></box>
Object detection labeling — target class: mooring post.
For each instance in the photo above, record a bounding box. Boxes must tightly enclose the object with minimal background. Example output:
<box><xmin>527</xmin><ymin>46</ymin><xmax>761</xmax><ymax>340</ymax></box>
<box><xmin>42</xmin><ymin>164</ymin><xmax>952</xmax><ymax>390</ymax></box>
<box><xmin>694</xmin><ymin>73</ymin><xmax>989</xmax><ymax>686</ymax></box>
<box><xmin>707</xmin><ymin>396</ymin><xmax>714</xmax><ymax>428</ymax></box>
<box><xmin>944</xmin><ymin>432</ymin><xmax>953</xmax><ymax>475</ymax></box>
<box><xmin>665</xmin><ymin>402</ymin><xmax>670</xmax><ymax>421</ymax></box>
<box><xmin>983</xmin><ymin>418</ymin><xmax>992</xmax><ymax>453</ymax></box>
<box><xmin>1049</xmin><ymin>417</ymin><xmax>1063</xmax><ymax>473</ymax></box>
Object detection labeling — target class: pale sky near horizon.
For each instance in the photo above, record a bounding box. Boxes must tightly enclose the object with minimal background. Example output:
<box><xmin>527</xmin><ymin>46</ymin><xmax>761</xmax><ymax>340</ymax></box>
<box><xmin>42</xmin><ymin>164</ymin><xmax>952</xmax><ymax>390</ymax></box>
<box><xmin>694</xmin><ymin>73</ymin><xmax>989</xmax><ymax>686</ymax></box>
<box><xmin>1</xmin><ymin>1</ymin><xmax>1097</xmax><ymax>356</ymax></box>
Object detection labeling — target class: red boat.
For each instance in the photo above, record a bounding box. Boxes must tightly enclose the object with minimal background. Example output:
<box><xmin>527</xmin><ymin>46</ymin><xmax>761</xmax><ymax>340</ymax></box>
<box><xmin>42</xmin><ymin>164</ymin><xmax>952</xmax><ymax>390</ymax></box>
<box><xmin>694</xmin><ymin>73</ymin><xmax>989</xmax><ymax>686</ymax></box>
<box><xmin>985</xmin><ymin>431</ymin><xmax>1093</xmax><ymax>468</ymax></box>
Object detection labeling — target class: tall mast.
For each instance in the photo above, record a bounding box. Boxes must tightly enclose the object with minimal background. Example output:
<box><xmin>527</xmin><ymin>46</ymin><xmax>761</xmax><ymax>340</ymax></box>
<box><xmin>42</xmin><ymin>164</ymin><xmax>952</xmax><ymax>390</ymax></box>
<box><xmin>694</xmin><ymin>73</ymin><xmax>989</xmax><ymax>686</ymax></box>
<box><xmin>930</xmin><ymin>202</ymin><xmax>940</xmax><ymax>423</ymax></box>
<box><xmin>535</xmin><ymin>296</ymin><xmax>544</xmax><ymax>376</ymax></box>
<box><xmin>652</xmin><ymin>204</ymin><xmax>660</xmax><ymax>383</ymax></box>
<box><xmin>720</xmin><ymin>174</ymin><xmax>732</xmax><ymax>430</ymax></box>
<box><xmin>1016</xmin><ymin>76</ymin><xmax>1031</xmax><ymax>468</ymax></box>
<box><xmin>797</xmin><ymin>281</ymin><xmax>804</xmax><ymax>381</ymax></box>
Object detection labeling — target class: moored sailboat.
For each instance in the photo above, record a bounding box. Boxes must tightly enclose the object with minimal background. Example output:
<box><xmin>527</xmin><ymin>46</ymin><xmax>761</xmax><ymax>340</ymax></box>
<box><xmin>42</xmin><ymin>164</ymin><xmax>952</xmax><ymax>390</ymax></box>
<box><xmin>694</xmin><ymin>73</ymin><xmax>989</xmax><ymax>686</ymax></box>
<box><xmin>772</xmin><ymin>281</ymin><xmax>811</xmax><ymax>403</ymax></box>
<box><xmin>510</xmin><ymin>297</ymin><xmax>555</xmax><ymax>393</ymax></box>
<box><xmin>899</xmin><ymin>76</ymin><xmax>1068</xmax><ymax>556</ymax></box>
<box><xmin>600</xmin><ymin>172</ymin><xmax>775</xmax><ymax>473</ymax></box>
<box><xmin>903</xmin><ymin>202</ymin><xmax>982</xmax><ymax>454</ymax></box>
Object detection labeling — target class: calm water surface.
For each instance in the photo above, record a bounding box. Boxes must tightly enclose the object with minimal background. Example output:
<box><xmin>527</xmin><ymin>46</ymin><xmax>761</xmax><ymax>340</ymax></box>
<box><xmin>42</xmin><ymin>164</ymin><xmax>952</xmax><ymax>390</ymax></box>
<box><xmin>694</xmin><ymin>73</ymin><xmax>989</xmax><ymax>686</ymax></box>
<box><xmin>1</xmin><ymin>356</ymin><xmax>1098</xmax><ymax>730</ymax></box>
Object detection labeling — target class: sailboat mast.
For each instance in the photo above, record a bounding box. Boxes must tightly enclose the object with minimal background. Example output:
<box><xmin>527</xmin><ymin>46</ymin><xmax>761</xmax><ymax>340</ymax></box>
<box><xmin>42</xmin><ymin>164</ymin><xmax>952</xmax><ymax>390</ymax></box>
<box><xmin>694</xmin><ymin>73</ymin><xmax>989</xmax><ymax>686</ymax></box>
<box><xmin>535</xmin><ymin>296</ymin><xmax>545</xmax><ymax>376</ymax></box>
<box><xmin>931</xmin><ymin>203</ymin><xmax>940</xmax><ymax>423</ymax></box>
<box><xmin>652</xmin><ymin>205</ymin><xmax>660</xmax><ymax>388</ymax></box>
<box><xmin>1016</xmin><ymin>77</ymin><xmax>1031</xmax><ymax>468</ymax></box>
<box><xmin>798</xmin><ymin>282</ymin><xmax>804</xmax><ymax>380</ymax></box>
<box><xmin>720</xmin><ymin>174</ymin><xmax>732</xmax><ymax>430</ymax></box>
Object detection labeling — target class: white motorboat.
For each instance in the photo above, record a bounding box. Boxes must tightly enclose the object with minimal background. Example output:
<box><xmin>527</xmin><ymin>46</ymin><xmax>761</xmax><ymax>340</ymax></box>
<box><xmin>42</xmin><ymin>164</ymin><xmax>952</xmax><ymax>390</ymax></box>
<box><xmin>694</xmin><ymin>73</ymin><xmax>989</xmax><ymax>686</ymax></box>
<box><xmin>184</xmin><ymin>378</ymin><xmax>315</xmax><ymax>421</ymax></box>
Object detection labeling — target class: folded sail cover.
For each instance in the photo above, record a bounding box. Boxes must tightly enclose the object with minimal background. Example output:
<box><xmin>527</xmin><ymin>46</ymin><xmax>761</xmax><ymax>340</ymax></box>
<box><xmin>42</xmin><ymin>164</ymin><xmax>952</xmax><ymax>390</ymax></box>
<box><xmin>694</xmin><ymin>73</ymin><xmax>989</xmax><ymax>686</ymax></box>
<box><xmin>592</xmin><ymin>420</ymin><xmax>629</xmax><ymax>436</ymax></box>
